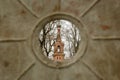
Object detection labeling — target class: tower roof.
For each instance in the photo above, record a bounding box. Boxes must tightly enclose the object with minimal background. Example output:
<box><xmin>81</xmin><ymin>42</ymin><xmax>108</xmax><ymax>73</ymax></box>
<box><xmin>56</xmin><ymin>25</ymin><xmax>61</xmax><ymax>42</ymax></box>
<box><xmin>57</xmin><ymin>25</ymin><xmax>61</xmax><ymax>28</ymax></box>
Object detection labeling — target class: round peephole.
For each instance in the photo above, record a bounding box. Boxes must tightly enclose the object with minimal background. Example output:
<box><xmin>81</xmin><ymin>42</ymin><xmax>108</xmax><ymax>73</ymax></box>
<box><xmin>32</xmin><ymin>13</ymin><xmax>87</xmax><ymax>68</ymax></box>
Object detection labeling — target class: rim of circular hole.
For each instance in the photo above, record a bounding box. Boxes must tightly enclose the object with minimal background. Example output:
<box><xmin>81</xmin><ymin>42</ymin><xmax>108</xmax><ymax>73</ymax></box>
<box><xmin>32</xmin><ymin>13</ymin><xmax>88</xmax><ymax>68</ymax></box>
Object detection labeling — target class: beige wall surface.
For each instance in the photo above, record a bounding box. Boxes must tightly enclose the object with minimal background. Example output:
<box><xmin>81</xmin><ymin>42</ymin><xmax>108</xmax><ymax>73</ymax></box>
<box><xmin>0</xmin><ymin>0</ymin><xmax>120</xmax><ymax>80</ymax></box>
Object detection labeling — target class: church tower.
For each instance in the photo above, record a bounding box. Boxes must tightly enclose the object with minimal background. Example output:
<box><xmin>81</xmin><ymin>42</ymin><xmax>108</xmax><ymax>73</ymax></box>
<box><xmin>53</xmin><ymin>25</ymin><xmax>65</xmax><ymax>62</ymax></box>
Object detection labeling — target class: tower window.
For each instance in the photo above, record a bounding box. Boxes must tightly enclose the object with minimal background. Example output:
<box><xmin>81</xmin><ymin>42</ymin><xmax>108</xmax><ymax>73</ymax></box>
<box><xmin>57</xmin><ymin>46</ymin><xmax>60</xmax><ymax>52</ymax></box>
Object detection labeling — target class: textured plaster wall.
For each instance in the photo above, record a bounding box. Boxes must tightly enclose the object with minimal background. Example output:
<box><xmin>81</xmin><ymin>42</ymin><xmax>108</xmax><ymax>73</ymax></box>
<box><xmin>0</xmin><ymin>0</ymin><xmax>120</xmax><ymax>80</ymax></box>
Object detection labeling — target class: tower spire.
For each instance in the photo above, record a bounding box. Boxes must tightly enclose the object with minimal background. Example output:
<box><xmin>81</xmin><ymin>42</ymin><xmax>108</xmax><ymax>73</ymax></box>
<box><xmin>56</xmin><ymin>25</ymin><xmax>61</xmax><ymax>42</ymax></box>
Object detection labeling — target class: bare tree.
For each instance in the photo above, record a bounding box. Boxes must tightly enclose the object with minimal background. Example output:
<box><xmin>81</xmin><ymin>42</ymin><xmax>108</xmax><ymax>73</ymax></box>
<box><xmin>62</xmin><ymin>23</ymin><xmax>80</xmax><ymax>56</ymax></box>
<box><xmin>39</xmin><ymin>20</ymin><xmax>58</xmax><ymax>56</ymax></box>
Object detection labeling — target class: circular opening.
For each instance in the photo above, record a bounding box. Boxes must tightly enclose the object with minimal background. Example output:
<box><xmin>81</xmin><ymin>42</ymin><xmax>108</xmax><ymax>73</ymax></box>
<box><xmin>39</xmin><ymin>19</ymin><xmax>81</xmax><ymax>61</ymax></box>
<box><xmin>32</xmin><ymin>13</ymin><xmax>87</xmax><ymax>68</ymax></box>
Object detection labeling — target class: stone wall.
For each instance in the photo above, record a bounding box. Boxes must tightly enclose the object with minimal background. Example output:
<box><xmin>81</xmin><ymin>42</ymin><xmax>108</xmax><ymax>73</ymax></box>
<box><xmin>0</xmin><ymin>0</ymin><xmax>120</xmax><ymax>80</ymax></box>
